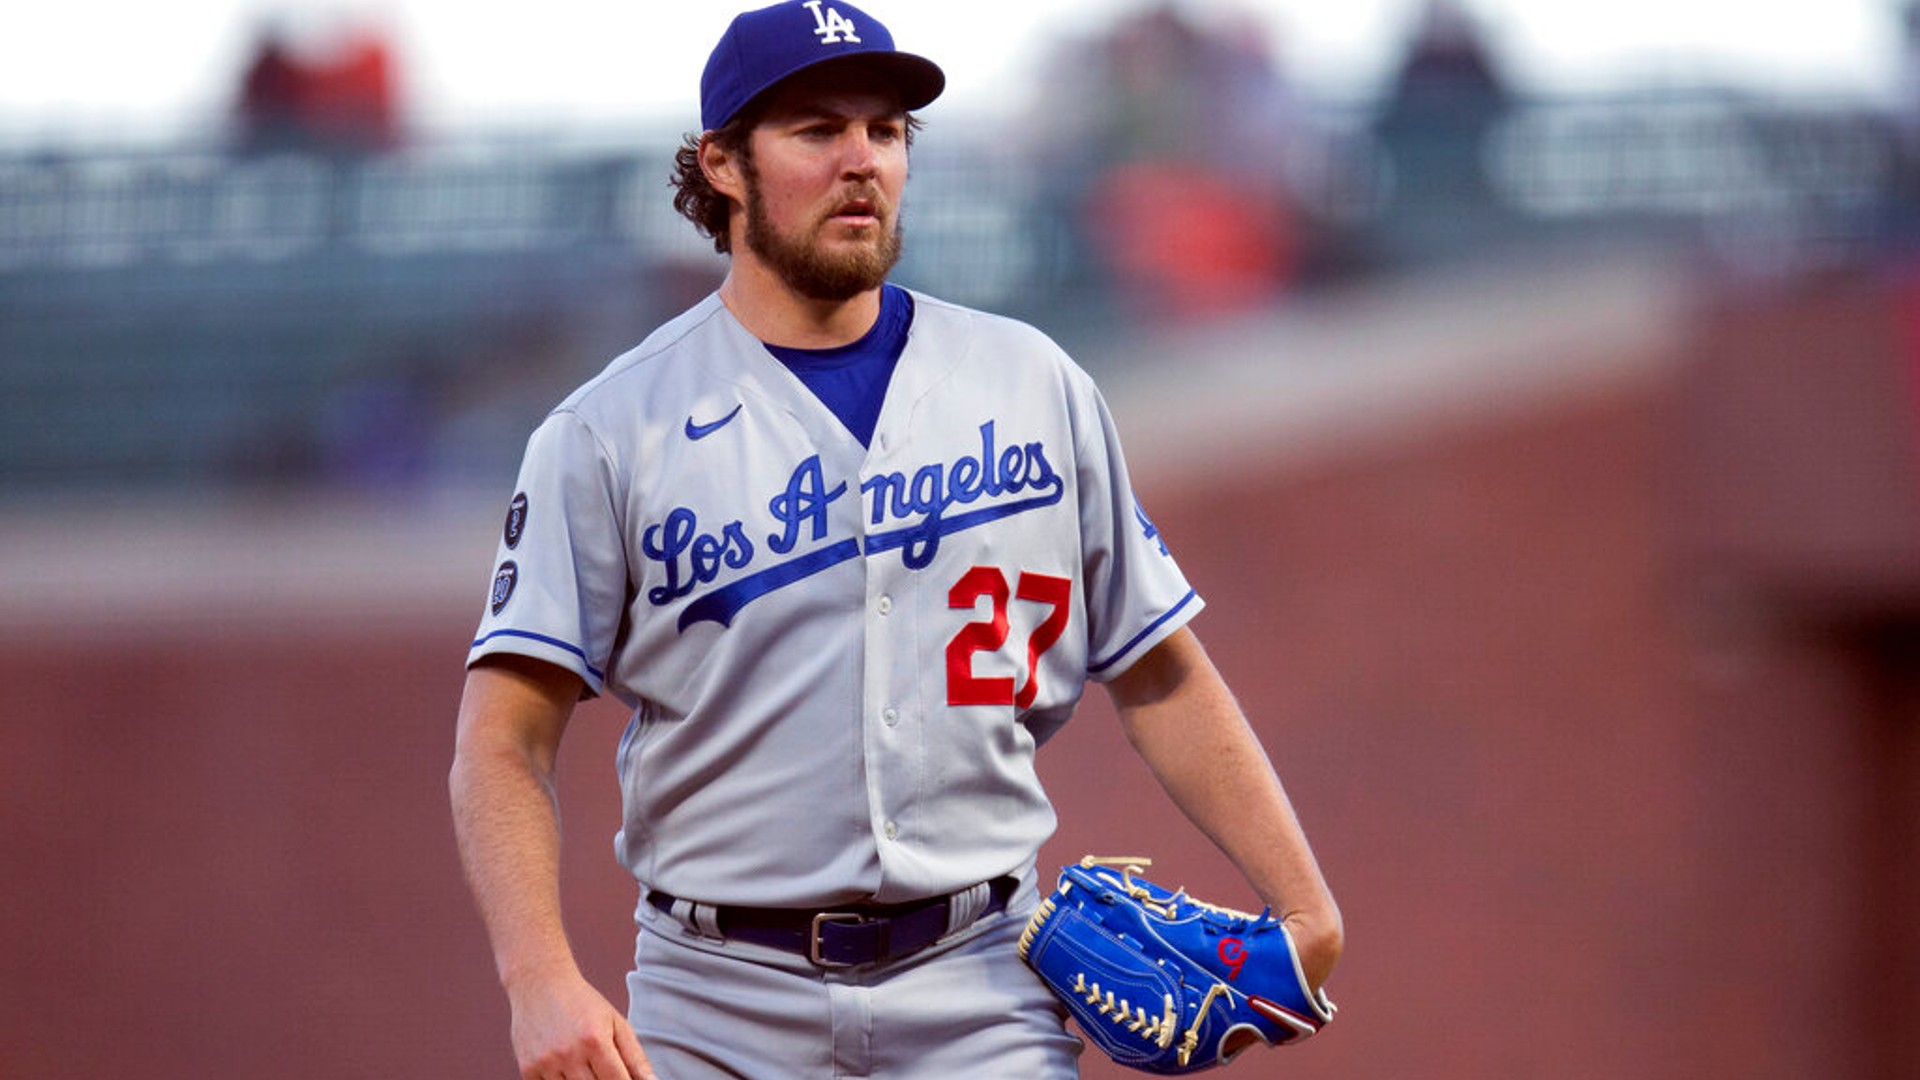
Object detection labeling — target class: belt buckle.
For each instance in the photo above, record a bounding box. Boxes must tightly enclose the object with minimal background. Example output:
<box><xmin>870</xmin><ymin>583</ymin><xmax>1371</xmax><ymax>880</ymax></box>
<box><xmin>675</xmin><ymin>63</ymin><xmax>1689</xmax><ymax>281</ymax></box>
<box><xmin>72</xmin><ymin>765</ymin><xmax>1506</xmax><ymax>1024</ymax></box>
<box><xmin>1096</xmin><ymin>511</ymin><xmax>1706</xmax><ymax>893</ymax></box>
<box><xmin>809</xmin><ymin>912</ymin><xmax>866</xmax><ymax>968</ymax></box>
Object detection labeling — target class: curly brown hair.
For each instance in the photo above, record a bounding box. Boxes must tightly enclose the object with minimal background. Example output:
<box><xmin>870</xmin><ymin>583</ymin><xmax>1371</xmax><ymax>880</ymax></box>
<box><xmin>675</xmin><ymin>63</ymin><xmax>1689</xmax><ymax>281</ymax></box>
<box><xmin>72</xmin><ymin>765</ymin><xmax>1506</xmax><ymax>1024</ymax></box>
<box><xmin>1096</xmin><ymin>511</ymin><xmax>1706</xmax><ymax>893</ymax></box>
<box><xmin>670</xmin><ymin>117</ymin><xmax>757</xmax><ymax>255</ymax></box>
<box><xmin>669</xmin><ymin>110</ymin><xmax>924</xmax><ymax>255</ymax></box>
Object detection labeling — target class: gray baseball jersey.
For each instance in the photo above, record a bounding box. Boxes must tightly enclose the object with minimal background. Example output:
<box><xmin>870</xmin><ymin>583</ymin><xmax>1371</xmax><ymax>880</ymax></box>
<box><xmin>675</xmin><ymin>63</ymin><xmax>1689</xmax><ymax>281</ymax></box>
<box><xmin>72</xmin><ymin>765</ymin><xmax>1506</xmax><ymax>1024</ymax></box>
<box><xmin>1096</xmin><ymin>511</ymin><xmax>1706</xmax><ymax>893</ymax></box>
<box><xmin>468</xmin><ymin>289</ymin><xmax>1200</xmax><ymax>908</ymax></box>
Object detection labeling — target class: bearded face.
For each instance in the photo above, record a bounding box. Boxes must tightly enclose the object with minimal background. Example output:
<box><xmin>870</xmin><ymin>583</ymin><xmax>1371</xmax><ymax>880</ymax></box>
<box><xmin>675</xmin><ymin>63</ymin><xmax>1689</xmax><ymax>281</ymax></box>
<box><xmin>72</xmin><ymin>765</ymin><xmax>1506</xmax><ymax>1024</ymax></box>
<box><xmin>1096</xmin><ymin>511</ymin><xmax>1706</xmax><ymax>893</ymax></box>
<box><xmin>740</xmin><ymin>152</ymin><xmax>904</xmax><ymax>302</ymax></box>
<box><xmin>720</xmin><ymin>76</ymin><xmax>912</xmax><ymax>304</ymax></box>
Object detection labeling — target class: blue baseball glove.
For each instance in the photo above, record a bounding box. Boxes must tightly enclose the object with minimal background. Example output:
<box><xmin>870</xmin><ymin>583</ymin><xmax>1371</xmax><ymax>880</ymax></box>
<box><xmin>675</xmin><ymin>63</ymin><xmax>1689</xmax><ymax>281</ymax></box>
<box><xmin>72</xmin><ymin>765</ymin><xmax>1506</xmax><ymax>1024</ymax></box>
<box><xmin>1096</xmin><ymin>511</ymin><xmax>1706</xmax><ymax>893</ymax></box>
<box><xmin>1018</xmin><ymin>857</ymin><xmax>1335</xmax><ymax>1074</ymax></box>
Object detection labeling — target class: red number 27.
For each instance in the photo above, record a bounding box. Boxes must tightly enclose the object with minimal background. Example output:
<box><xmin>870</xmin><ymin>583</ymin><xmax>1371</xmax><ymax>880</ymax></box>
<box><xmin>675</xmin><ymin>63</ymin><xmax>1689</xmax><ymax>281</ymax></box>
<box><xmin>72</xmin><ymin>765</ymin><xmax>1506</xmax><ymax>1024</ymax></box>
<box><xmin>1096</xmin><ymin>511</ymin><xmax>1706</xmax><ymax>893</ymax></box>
<box><xmin>946</xmin><ymin>567</ymin><xmax>1072</xmax><ymax>708</ymax></box>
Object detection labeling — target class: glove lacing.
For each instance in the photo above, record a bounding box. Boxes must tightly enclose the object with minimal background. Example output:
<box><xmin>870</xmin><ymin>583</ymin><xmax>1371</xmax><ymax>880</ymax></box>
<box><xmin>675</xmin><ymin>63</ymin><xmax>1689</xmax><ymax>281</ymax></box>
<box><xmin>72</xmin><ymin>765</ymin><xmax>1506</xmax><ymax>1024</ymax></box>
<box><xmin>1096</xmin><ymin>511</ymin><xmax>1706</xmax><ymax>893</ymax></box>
<box><xmin>1033</xmin><ymin>857</ymin><xmax>1247</xmax><ymax>1068</ymax></box>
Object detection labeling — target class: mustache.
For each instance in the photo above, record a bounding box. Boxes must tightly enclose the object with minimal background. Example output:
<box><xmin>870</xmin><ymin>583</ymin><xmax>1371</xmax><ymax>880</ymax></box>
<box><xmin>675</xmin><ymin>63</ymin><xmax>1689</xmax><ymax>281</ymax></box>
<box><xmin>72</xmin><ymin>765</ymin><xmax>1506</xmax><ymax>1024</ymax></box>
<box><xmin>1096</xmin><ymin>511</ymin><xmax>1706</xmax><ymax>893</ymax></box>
<box><xmin>825</xmin><ymin>185</ymin><xmax>891</xmax><ymax>219</ymax></box>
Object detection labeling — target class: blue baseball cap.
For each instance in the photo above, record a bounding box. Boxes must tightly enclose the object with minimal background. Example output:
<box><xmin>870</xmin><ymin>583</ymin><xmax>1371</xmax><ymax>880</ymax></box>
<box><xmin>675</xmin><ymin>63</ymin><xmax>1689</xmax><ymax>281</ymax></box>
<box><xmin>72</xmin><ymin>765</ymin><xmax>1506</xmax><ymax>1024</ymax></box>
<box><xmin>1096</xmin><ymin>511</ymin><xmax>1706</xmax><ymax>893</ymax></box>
<box><xmin>700</xmin><ymin>1</ymin><xmax>945</xmax><ymax>131</ymax></box>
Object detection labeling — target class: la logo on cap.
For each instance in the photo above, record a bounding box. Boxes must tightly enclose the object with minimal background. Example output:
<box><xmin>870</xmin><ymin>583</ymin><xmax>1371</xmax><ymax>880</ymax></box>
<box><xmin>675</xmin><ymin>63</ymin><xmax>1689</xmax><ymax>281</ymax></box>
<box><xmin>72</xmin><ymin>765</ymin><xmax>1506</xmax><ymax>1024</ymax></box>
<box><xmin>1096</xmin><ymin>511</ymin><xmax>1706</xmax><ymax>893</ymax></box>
<box><xmin>803</xmin><ymin>0</ymin><xmax>861</xmax><ymax>44</ymax></box>
<box><xmin>697</xmin><ymin>0</ymin><xmax>944</xmax><ymax>131</ymax></box>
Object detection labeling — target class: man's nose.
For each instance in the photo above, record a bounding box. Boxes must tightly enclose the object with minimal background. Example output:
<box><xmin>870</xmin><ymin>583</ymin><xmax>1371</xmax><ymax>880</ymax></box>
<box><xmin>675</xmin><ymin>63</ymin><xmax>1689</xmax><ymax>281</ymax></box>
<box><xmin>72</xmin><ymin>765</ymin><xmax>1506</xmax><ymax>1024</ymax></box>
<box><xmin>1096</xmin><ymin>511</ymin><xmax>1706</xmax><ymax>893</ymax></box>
<box><xmin>839</xmin><ymin>131</ymin><xmax>879</xmax><ymax>178</ymax></box>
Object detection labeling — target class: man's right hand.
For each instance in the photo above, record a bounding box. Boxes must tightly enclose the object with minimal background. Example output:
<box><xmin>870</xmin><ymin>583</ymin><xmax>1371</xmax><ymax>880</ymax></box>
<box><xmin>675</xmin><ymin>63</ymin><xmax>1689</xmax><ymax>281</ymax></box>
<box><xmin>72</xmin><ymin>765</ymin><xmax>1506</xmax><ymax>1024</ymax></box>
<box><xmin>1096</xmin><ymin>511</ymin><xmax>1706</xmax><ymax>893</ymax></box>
<box><xmin>508</xmin><ymin>970</ymin><xmax>655</xmax><ymax>1080</ymax></box>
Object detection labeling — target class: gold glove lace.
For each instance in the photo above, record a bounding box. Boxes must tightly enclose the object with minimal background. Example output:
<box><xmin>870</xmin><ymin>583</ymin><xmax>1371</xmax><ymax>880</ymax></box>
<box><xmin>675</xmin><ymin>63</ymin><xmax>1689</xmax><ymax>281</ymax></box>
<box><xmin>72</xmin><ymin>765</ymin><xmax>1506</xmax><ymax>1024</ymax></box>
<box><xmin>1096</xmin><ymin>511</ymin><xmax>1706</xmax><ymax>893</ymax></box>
<box><xmin>1071</xmin><ymin>972</ymin><xmax>1179</xmax><ymax>1050</ymax></box>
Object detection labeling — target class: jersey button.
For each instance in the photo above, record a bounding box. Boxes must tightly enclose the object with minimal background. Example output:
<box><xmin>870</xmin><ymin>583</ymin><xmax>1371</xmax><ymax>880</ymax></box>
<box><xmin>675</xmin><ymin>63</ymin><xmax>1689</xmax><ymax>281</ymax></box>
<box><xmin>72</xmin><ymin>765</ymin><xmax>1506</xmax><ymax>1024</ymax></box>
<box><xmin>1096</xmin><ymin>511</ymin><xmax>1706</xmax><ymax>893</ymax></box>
<box><xmin>883</xmin><ymin>820</ymin><xmax>899</xmax><ymax>841</ymax></box>
<box><xmin>883</xmin><ymin>707</ymin><xmax>900</xmax><ymax>726</ymax></box>
<box><xmin>877</xmin><ymin>596</ymin><xmax>893</xmax><ymax>615</ymax></box>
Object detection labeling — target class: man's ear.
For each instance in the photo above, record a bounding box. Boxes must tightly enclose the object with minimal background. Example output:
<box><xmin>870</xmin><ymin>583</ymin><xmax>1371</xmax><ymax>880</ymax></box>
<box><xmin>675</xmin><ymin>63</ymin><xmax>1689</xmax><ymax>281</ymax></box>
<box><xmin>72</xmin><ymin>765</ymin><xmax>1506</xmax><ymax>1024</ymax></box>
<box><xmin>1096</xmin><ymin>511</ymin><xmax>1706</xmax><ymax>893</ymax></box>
<box><xmin>700</xmin><ymin>134</ymin><xmax>746</xmax><ymax>204</ymax></box>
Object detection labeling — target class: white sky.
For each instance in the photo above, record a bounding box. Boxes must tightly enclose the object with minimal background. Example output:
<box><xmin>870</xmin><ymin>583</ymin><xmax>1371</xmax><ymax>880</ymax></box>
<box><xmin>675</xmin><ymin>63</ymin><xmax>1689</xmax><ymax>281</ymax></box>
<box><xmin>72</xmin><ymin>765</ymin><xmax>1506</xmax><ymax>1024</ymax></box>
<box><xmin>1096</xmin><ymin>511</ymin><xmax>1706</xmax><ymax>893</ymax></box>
<box><xmin>1</xmin><ymin>0</ymin><xmax>1911</xmax><ymax>139</ymax></box>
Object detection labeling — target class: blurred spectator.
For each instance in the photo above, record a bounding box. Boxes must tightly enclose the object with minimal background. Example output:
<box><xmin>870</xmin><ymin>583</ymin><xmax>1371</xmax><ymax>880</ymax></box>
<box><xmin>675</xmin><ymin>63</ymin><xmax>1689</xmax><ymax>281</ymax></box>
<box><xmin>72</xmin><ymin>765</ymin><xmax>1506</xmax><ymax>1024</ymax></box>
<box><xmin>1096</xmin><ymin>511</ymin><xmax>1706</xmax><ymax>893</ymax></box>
<box><xmin>1029</xmin><ymin>3</ymin><xmax>1307</xmax><ymax>323</ymax></box>
<box><xmin>1085</xmin><ymin>162</ymin><xmax>1295</xmax><ymax>319</ymax></box>
<box><xmin>235</xmin><ymin>22</ymin><xmax>310</xmax><ymax>155</ymax></box>
<box><xmin>234</xmin><ymin>18</ymin><xmax>403</xmax><ymax>157</ymax></box>
<box><xmin>306</xmin><ymin>28</ymin><xmax>402</xmax><ymax>153</ymax></box>
<box><xmin>1369</xmin><ymin>0</ymin><xmax>1515</xmax><ymax>266</ymax></box>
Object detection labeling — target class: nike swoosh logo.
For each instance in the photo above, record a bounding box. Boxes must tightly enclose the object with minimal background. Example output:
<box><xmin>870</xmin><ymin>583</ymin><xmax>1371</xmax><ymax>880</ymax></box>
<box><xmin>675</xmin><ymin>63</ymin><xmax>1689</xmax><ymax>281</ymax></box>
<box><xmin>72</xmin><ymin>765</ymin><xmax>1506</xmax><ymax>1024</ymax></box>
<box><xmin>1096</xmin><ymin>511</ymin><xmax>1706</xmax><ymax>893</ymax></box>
<box><xmin>684</xmin><ymin>404</ymin><xmax>743</xmax><ymax>441</ymax></box>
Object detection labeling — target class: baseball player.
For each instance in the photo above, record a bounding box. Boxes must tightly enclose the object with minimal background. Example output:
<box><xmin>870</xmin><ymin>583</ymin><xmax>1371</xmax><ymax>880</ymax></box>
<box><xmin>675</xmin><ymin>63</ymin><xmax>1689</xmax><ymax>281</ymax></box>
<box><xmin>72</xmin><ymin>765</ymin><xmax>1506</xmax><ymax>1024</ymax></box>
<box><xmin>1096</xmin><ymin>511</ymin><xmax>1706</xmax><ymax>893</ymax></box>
<box><xmin>448</xmin><ymin>3</ymin><xmax>1342</xmax><ymax>1078</ymax></box>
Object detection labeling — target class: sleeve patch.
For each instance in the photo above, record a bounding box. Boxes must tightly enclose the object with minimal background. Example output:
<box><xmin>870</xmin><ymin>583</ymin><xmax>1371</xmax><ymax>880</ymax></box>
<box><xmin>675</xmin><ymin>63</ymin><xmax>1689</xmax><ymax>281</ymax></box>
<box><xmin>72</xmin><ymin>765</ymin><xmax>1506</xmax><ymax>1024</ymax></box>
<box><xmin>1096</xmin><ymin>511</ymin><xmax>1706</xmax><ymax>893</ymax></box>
<box><xmin>489</xmin><ymin>561</ymin><xmax>519</xmax><ymax>615</ymax></box>
<box><xmin>504</xmin><ymin>492</ymin><xmax>529</xmax><ymax>549</ymax></box>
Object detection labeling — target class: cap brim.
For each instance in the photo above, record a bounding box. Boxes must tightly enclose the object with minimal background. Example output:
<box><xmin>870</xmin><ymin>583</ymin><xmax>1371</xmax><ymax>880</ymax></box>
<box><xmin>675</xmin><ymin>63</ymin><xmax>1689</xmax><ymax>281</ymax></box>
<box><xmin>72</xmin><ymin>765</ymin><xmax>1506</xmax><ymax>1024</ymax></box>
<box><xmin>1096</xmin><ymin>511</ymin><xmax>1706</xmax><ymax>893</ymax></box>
<box><xmin>729</xmin><ymin>51</ymin><xmax>945</xmax><ymax>128</ymax></box>
<box><xmin>855</xmin><ymin>51</ymin><xmax>945</xmax><ymax>112</ymax></box>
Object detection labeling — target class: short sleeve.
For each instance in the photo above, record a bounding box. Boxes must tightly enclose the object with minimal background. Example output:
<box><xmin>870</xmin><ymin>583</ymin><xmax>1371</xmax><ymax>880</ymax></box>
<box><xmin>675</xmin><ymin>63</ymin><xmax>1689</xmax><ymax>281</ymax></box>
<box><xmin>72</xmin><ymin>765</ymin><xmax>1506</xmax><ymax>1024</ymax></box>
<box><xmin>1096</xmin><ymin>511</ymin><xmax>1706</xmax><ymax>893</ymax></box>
<box><xmin>467</xmin><ymin>410</ymin><xmax>629</xmax><ymax>696</ymax></box>
<box><xmin>1075</xmin><ymin>383</ymin><xmax>1204</xmax><ymax>681</ymax></box>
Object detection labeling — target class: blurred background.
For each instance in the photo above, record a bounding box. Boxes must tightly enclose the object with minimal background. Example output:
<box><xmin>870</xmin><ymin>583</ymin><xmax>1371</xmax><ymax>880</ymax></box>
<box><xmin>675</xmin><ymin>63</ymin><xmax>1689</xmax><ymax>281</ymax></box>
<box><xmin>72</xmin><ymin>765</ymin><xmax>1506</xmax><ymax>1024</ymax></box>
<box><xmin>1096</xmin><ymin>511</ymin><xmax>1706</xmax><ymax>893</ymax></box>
<box><xmin>4</xmin><ymin>0</ymin><xmax>1919</xmax><ymax>1077</ymax></box>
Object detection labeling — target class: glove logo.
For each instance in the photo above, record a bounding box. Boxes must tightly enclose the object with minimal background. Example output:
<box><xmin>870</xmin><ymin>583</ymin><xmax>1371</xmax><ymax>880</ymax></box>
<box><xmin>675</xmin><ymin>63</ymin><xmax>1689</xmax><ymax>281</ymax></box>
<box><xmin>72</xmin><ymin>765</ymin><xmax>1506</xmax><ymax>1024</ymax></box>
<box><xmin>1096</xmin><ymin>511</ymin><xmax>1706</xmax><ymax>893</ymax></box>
<box><xmin>1218</xmin><ymin>937</ymin><xmax>1248</xmax><ymax>980</ymax></box>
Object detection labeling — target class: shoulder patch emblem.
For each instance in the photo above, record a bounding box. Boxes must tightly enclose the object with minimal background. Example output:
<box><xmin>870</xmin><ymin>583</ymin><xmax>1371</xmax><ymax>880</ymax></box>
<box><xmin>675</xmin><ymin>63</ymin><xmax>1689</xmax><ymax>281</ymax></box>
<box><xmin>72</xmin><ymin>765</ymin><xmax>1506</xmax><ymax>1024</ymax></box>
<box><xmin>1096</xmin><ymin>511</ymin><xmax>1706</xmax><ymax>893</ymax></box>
<box><xmin>504</xmin><ymin>492</ymin><xmax>529</xmax><ymax>549</ymax></box>
<box><xmin>490</xmin><ymin>561</ymin><xmax>519</xmax><ymax>615</ymax></box>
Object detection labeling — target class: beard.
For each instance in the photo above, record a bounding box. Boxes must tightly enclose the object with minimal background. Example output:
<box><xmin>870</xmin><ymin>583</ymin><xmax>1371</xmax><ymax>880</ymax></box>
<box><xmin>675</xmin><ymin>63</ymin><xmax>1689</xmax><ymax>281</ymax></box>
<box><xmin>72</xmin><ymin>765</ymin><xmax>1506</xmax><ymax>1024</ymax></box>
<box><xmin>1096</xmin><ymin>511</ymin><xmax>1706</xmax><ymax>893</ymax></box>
<box><xmin>742</xmin><ymin>173</ymin><xmax>904</xmax><ymax>302</ymax></box>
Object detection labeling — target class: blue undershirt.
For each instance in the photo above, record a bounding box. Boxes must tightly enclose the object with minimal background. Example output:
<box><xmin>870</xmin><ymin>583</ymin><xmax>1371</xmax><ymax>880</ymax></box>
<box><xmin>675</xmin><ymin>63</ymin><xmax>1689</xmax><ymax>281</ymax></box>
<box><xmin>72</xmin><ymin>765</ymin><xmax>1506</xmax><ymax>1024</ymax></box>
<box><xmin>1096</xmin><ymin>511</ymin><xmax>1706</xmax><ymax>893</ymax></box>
<box><xmin>764</xmin><ymin>284</ymin><xmax>913</xmax><ymax>448</ymax></box>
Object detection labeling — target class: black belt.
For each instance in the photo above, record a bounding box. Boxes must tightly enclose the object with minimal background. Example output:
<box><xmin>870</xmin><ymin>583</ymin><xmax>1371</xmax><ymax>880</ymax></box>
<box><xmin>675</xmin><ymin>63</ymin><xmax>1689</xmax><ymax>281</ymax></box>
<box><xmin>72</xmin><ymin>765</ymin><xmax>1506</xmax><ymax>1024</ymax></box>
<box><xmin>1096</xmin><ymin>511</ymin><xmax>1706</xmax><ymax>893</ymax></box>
<box><xmin>647</xmin><ymin>876</ymin><xmax>1017</xmax><ymax>968</ymax></box>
